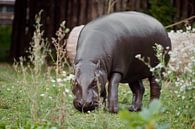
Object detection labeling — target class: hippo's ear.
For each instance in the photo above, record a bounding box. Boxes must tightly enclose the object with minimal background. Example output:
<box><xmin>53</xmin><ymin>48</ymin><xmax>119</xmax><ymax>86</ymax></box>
<box><xmin>96</xmin><ymin>60</ymin><xmax>101</xmax><ymax>69</ymax></box>
<box><xmin>95</xmin><ymin>60</ymin><xmax>101</xmax><ymax>77</ymax></box>
<box><xmin>95</xmin><ymin>70</ymin><xmax>100</xmax><ymax>78</ymax></box>
<box><xmin>74</xmin><ymin>66</ymin><xmax>80</xmax><ymax>77</ymax></box>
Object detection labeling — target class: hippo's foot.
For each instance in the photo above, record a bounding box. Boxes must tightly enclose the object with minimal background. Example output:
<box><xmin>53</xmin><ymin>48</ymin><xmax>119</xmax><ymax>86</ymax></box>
<box><xmin>148</xmin><ymin>76</ymin><xmax>161</xmax><ymax>101</ymax></box>
<box><xmin>128</xmin><ymin>103</ymin><xmax>142</xmax><ymax>112</ymax></box>
<box><xmin>108</xmin><ymin>99</ymin><xmax>118</xmax><ymax>113</ymax></box>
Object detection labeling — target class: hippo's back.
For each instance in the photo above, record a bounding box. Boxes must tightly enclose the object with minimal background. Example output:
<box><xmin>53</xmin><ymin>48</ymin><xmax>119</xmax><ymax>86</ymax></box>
<box><xmin>76</xmin><ymin>11</ymin><xmax>171</xmax><ymax>82</ymax></box>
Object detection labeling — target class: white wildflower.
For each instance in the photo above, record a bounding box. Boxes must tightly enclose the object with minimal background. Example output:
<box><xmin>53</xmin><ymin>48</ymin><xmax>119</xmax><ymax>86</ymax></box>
<box><xmin>135</xmin><ymin>54</ymin><xmax>141</xmax><ymax>59</ymax></box>
<box><xmin>49</xmin><ymin>96</ymin><xmax>52</xmax><ymax>99</ymax></box>
<box><xmin>64</xmin><ymin>74</ymin><xmax>75</xmax><ymax>81</ymax></box>
<box><xmin>182</xmin><ymin>96</ymin><xmax>185</xmax><ymax>100</ymax></box>
<box><xmin>65</xmin><ymin>89</ymin><xmax>70</xmax><ymax>93</ymax></box>
<box><xmin>167</xmin><ymin>70</ymin><xmax>172</xmax><ymax>75</ymax></box>
<box><xmin>180</xmin><ymin>85</ymin><xmax>186</xmax><ymax>92</ymax></box>
<box><xmin>62</xmin><ymin>71</ymin><xmax>67</xmax><ymax>76</ymax></box>
<box><xmin>176</xmin><ymin>111</ymin><xmax>180</xmax><ymax>116</ymax></box>
<box><xmin>170</xmin><ymin>30</ymin><xmax>174</xmax><ymax>33</ymax></box>
<box><xmin>177</xmin><ymin>94</ymin><xmax>181</xmax><ymax>98</ymax></box>
<box><xmin>51</xmin><ymin>79</ymin><xmax>56</xmax><ymax>83</ymax></box>
<box><xmin>69</xmin><ymin>94</ymin><xmax>73</xmax><ymax>98</ymax></box>
<box><xmin>192</xmin><ymin>28</ymin><xmax>195</xmax><ymax>32</ymax></box>
<box><xmin>176</xmin><ymin>30</ymin><xmax>183</xmax><ymax>33</ymax></box>
<box><xmin>150</xmin><ymin>67</ymin><xmax>155</xmax><ymax>72</ymax></box>
<box><xmin>40</xmin><ymin>94</ymin><xmax>45</xmax><ymax>97</ymax></box>
<box><xmin>186</xmin><ymin>26</ymin><xmax>191</xmax><ymax>31</ymax></box>
<box><xmin>166</xmin><ymin>46</ymin><xmax>170</xmax><ymax>50</ymax></box>
<box><xmin>155</xmin><ymin>78</ymin><xmax>160</xmax><ymax>83</ymax></box>
<box><xmin>57</xmin><ymin>78</ymin><xmax>63</xmax><ymax>83</ymax></box>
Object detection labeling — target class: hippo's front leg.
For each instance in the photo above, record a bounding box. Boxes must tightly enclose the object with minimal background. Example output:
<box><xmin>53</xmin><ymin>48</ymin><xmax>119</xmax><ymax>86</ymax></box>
<box><xmin>108</xmin><ymin>72</ymin><xmax>122</xmax><ymax>113</ymax></box>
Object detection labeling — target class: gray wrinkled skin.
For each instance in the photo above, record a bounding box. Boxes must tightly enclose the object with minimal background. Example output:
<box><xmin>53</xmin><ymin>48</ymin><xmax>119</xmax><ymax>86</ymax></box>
<box><xmin>72</xmin><ymin>11</ymin><xmax>171</xmax><ymax>113</ymax></box>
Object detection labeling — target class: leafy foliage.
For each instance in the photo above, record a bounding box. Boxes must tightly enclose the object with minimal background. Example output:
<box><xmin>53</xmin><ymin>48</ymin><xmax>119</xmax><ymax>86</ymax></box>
<box><xmin>148</xmin><ymin>0</ymin><xmax>176</xmax><ymax>26</ymax></box>
<box><xmin>0</xmin><ymin>25</ymin><xmax>12</xmax><ymax>61</ymax></box>
<box><xmin>119</xmin><ymin>100</ymin><xmax>168</xmax><ymax>129</ymax></box>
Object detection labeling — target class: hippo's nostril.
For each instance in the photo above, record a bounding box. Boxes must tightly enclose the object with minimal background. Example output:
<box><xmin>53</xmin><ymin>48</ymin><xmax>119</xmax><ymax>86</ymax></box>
<box><xmin>89</xmin><ymin>101</ymin><xmax>93</xmax><ymax>106</ymax></box>
<box><xmin>73</xmin><ymin>99</ymin><xmax>84</xmax><ymax>110</ymax></box>
<box><xmin>78</xmin><ymin>101</ymin><xmax>83</xmax><ymax>107</ymax></box>
<box><xmin>93</xmin><ymin>101</ymin><xmax>99</xmax><ymax>106</ymax></box>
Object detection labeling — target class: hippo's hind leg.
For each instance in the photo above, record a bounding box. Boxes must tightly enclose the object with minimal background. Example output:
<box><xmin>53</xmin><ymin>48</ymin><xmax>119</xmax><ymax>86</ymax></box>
<box><xmin>128</xmin><ymin>80</ymin><xmax>145</xmax><ymax>112</ymax></box>
<box><xmin>148</xmin><ymin>76</ymin><xmax>161</xmax><ymax>101</ymax></box>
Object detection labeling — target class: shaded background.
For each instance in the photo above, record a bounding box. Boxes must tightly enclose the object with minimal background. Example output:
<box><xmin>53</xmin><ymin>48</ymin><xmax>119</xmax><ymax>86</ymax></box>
<box><xmin>0</xmin><ymin>0</ymin><xmax>195</xmax><ymax>61</ymax></box>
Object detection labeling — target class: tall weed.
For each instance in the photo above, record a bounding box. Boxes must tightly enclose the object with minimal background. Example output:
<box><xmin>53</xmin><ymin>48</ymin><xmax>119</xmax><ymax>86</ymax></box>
<box><xmin>12</xmin><ymin>10</ymin><xmax>72</xmax><ymax>128</ymax></box>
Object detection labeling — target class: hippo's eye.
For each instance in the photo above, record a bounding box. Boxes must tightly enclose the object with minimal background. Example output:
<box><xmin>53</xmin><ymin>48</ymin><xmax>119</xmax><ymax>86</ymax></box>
<box><xmin>89</xmin><ymin>80</ymin><xmax>97</xmax><ymax>89</ymax></box>
<box><xmin>72</xmin><ymin>79</ymin><xmax>79</xmax><ymax>87</ymax></box>
<box><xmin>72</xmin><ymin>80</ymin><xmax>81</xmax><ymax>95</ymax></box>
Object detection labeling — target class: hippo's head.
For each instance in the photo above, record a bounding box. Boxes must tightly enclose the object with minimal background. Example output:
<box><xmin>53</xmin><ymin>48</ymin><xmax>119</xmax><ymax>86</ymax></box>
<box><xmin>72</xmin><ymin>61</ymin><xmax>106</xmax><ymax>112</ymax></box>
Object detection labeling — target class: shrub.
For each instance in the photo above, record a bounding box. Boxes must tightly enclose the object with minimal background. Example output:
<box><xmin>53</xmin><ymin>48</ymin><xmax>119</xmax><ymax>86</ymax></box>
<box><xmin>148</xmin><ymin>0</ymin><xmax>176</xmax><ymax>26</ymax></box>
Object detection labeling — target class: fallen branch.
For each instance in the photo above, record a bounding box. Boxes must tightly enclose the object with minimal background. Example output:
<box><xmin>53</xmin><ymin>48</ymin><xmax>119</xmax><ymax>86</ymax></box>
<box><xmin>165</xmin><ymin>16</ymin><xmax>195</xmax><ymax>29</ymax></box>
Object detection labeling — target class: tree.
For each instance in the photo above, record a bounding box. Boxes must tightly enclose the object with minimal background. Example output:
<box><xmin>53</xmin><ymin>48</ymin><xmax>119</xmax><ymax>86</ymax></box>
<box><xmin>10</xmin><ymin>0</ymin><xmax>195</xmax><ymax>60</ymax></box>
<box><xmin>10</xmin><ymin>0</ymin><xmax>27</xmax><ymax>59</ymax></box>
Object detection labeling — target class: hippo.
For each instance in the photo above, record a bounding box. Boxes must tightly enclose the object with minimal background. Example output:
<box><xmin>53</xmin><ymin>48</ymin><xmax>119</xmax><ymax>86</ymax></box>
<box><xmin>72</xmin><ymin>11</ymin><xmax>171</xmax><ymax>113</ymax></box>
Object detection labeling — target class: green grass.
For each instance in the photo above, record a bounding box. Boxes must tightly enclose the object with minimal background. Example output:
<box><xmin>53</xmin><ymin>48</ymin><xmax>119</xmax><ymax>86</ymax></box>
<box><xmin>0</xmin><ymin>64</ymin><xmax>194</xmax><ymax>129</ymax></box>
<box><xmin>0</xmin><ymin>25</ymin><xmax>12</xmax><ymax>61</ymax></box>
<box><xmin>0</xmin><ymin>12</ymin><xmax>194</xmax><ymax>129</ymax></box>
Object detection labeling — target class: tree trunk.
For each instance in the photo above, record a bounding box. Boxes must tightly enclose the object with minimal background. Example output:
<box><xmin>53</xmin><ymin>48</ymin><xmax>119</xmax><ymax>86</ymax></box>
<box><xmin>10</xmin><ymin>0</ymin><xmax>27</xmax><ymax>60</ymax></box>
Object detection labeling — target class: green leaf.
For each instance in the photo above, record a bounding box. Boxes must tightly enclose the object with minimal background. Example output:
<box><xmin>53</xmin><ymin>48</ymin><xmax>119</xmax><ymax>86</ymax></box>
<box><xmin>139</xmin><ymin>108</ymin><xmax>151</xmax><ymax>121</ymax></box>
<box><xmin>148</xmin><ymin>99</ymin><xmax>161</xmax><ymax>115</ymax></box>
<box><xmin>119</xmin><ymin>110</ymin><xmax>146</xmax><ymax>128</ymax></box>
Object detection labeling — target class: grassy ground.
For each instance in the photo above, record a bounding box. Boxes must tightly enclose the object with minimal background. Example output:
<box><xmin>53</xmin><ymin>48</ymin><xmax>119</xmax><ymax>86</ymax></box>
<box><xmin>0</xmin><ymin>13</ymin><xmax>194</xmax><ymax>129</ymax></box>
<box><xmin>0</xmin><ymin>63</ymin><xmax>194</xmax><ymax>129</ymax></box>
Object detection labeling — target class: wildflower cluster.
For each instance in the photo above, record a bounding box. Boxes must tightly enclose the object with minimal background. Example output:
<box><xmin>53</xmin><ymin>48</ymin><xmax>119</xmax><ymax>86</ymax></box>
<box><xmin>168</xmin><ymin>27</ymin><xmax>195</xmax><ymax>74</ymax></box>
<box><xmin>168</xmin><ymin>26</ymin><xmax>195</xmax><ymax>120</ymax></box>
<box><xmin>50</xmin><ymin>71</ymin><xmax>74</xmax><ymax>98</ymax></box>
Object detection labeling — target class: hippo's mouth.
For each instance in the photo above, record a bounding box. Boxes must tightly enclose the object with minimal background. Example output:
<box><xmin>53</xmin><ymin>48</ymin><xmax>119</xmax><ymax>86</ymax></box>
<box><xmin>73</xmin><ymin>100</ymin><xmax>99</xmax><ymax>112</ymax></box>
<box><xmin>80</xmin><ymin>106</ymin><xmax>96</xmax><ymax>112</ymax></box>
